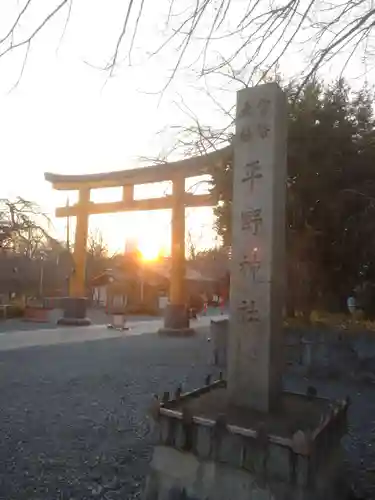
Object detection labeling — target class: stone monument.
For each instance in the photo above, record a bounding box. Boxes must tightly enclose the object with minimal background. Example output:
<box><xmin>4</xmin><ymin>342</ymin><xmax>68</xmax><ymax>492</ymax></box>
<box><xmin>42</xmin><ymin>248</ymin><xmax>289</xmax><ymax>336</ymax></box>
<box><xmin>228</xmin><ymin>83</ymin><xmax>285</xmax><ymax>412</ymax></box>
<box><xmin>144</xmin><ymin>83</ymin><xmax>349</xmax><ymax>500</ymax></box>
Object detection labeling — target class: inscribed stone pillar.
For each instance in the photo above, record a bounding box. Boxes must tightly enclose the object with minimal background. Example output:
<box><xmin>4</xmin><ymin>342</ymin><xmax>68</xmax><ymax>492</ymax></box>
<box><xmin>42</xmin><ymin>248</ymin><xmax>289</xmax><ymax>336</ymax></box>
<box><xmin>227</xmin><ymin>83</ymin><xmax>287</xmax><ymax>412</ymax></box>
<box><xmin>70</xmin><ymin>188</ymin><xmax>90</xmax><ymax>298</ymax></box>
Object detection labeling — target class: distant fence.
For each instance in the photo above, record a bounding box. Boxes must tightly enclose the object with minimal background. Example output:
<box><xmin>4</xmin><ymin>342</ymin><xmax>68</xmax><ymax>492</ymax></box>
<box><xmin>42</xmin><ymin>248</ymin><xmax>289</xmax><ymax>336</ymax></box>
<box><xmin>23</xmin><ymin>306</ymin><xmax>49</xmax><ymax>323</ymax></box>
<box><xmin>0</xmin><ymin>297</ymin><xmax>65</xmax><ymax>322</ymax></box>
<box><xmin>23</xmin><ymin>297</ymin><xmax>66</xmax><ymax>323</ymax></box>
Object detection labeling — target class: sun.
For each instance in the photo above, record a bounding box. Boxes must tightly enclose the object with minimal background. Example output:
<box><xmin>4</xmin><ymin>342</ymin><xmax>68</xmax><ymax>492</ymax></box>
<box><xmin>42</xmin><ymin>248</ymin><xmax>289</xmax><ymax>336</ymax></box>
<box><xmin>138</xmin><ymin>240</ymin><xmax>163</xmax><ymax>261</ymax></box>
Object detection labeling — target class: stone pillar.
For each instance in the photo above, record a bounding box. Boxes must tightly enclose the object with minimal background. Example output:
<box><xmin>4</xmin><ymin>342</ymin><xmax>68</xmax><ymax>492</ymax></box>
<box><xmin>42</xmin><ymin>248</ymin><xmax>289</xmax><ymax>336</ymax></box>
<box><xmin>227</xmin><ymin>83</ymin><xmax>287</xmax><ymax>411</ymax></box>
<box><xmin>159</xmin><ymin>176</ymin><xmax>194</xmax><ymax>336</ymax></box>
<box><xmin>145</xmin><ymin>85</ymin><xmax>349</xmax><ymax>500</ymax></box>
<box><xmin>58</xmin><ymin>187</ymin><xmax>91</xmax><ymax>326</ymax></box>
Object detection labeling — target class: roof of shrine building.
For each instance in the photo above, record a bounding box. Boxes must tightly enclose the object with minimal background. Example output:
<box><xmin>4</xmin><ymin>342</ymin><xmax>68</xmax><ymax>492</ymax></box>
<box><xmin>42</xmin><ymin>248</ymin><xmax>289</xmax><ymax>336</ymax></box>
<box><xmin>44</xmin><ymin>147</ymin><xmax>232</xmax><ymax>190</ymax></box>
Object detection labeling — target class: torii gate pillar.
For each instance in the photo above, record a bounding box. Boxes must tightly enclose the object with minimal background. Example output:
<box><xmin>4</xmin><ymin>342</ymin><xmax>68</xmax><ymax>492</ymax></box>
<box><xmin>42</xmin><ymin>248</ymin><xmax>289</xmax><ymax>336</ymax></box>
<box><xmin>58</xmin><ymin>187</ymin><xmax>92</xmax><ymax>326</ymax></box>
<box><xmin>158</xmin><ymin>176</ymin><xmax>195</xmax><ymax>336</ymax></box>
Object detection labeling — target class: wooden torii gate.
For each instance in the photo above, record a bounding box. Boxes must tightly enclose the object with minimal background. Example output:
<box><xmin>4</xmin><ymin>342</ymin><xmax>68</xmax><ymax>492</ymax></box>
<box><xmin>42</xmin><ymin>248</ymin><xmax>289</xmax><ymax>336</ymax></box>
<box><xmin>45</xmin><ymin>147</ymin><xmax>231</xmax><ymax>332</ymax></box>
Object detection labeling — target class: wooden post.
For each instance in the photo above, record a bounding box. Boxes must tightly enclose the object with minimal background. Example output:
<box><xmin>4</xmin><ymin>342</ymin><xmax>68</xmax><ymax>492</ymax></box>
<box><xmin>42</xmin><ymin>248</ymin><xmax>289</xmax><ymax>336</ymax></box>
<box><xmin>70</xmin><ymin>188</ymin><xmax>90</xmax><ymax>298</ymax></box>
<box><xmin>122</xmin><ymin>185</ymin><xmax>134</xmax><ymax>202</ymax></box>
<box><xmin>170</xmin><ymin>176</ymin><xmax>186</xmax><ymax>306</ymax></box>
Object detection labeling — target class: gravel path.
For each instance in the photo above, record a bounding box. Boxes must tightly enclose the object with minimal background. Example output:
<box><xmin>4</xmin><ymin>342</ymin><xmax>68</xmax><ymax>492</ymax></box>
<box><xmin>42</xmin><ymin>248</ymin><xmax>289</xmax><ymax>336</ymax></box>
<box><xmin>0</xmin><ymin>314</ymin><xmax>157</xmax><ymax>333</ymax></box>
<box><xmin>0</xmin><ymin>331</ymin><xmax>215</xmax><ymax>499</ymax></box>
<box><xmin>0</xmin><ymin>330</ymin><xmax>374</xmax><ymax>499</ymax></box>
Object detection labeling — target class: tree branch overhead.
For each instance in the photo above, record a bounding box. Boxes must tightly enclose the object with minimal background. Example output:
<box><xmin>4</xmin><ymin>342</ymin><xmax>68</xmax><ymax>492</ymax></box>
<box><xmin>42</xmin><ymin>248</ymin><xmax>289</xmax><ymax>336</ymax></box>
<box><xmin>1</xmin><ymin>0</ymin><xmax>375</xmax><ymax>87</ymax></box>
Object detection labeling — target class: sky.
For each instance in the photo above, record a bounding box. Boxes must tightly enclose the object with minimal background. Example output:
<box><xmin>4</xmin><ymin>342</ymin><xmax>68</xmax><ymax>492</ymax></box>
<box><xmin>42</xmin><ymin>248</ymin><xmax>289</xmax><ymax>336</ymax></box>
<box><xmin>0</xmin><ymin>1</ymin><xmax>227</xmax><ymax>255</ymax></box>
<box><xmin>0</xmin><ymin>1</ymin><xmax>370</xmax><ymax>256</ymax></box>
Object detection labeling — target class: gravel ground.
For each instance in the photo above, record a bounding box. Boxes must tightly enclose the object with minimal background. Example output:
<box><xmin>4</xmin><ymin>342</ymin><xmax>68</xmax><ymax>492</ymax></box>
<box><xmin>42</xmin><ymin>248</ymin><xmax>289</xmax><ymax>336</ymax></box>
<box><xmin>0</xmin><ymin>330</ymin><xmax>215</xmax><ymax>500</ymax></box>
<box><xmin>0</xmin><ymin>313</ymin><xmax>156</xmax><ymax>333</ymax></box>
<box><xmin>0</xmin><ymin>330</ymin><xmax>374</xmax><ymax>499</ymax></box>
<box><xmin>0</xmin><ymin>319</ymin><xmax>60</xmax><ymax>333</ymax></box>
<box><xmin>0</xmin><ymin>306</ymin><xmax>225</xmax><ymax>333</ymax></box>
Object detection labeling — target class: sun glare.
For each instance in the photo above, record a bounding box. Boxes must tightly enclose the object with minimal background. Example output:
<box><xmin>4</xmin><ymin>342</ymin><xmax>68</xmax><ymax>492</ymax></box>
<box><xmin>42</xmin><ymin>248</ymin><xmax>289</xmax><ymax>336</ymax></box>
<box><xmin>138</xmin><ymin>241</ymin><xmax>163</xmax><ymax>261</ymax></box>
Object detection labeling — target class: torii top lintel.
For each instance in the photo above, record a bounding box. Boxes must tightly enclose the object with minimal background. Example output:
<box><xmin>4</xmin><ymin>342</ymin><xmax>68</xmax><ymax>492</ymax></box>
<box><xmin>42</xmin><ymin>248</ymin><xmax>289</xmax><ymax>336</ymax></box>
<box><xmin>44</xmin><ymin>147</ymin><xmax>231</xmax><ymax>191</ymax></box>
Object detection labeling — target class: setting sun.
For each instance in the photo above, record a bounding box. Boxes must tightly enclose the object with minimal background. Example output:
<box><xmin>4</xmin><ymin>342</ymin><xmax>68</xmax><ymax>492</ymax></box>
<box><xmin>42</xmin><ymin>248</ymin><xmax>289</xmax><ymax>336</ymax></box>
<box><xmin>138</xmin><ymin>240</ymin><xmax>164</xmax><ymax>261</ymax></box>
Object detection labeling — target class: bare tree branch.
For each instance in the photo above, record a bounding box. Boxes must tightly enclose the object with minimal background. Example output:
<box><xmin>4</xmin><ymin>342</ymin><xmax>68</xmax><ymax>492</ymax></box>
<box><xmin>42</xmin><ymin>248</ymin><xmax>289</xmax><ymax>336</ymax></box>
<box><xmin>56</xmin><ymin>0</ymin><xmax>74</xmax><ymax>55</ymax></box>
<box><xmin>106</xmin><ymin>0</ymin><xmax>136</xmax><ymax>74</ymax></box>
<box><xmin>2</xmin><ymin>0</ymin><xmax>375</xmax><ymax>91</ymax></box>
<box><xmin>129</xmin><ymin>0</ymin><xmax>146</xmax><ymax>65</ymax></box>
<box><xmin>8</xmin><ymin>40</ymin><xmax>31</xmax><ymax>92</ymax></box>
<box><xmin>0</xmin><ymin>1</ymin><xmax>69</xmax><ymax>59</ymax></box>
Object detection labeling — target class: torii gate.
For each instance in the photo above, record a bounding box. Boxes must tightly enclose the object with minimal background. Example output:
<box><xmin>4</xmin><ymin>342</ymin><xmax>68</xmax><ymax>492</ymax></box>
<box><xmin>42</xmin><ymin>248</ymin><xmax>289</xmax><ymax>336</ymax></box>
<box><xmin>45</xmin><ymin>146</ymin><xmax>231</xmax><ymax>333</ymax></box>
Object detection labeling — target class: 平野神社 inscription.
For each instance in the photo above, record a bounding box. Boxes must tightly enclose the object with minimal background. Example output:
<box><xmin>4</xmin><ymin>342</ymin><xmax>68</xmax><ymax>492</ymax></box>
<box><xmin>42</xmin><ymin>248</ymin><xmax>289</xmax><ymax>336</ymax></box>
<box><xmin>242</xmin><ymin>161</ymin><xmax>262</xmax><ymax>192</ymax></box>
<box><xmin>257</xmin><ymin>123</ymin><xmax>271</xmax><ymax>139</ymax></box>
<box><xmin>238</xmin><ymin>300</ymin><xmax>260</xmax><ymax>323</ymax></box>
<box><xmin>239</xmin><ymin>249</ymin><xmax>261</xmax><ymax>281</ymax></box>
<box><xmin>229</xmin><ymin>83</ymin><xmax>287</xmax><ymax>412</ymax></box>
<box><xmin>238</xmin><ymin>100</ymin><xmax>252</xmax><ymax>118</ymax></box>
<box><xmin>241</xmin><ymin>209</ymin><xmax>262</xmax><ymax>234</ymax></box>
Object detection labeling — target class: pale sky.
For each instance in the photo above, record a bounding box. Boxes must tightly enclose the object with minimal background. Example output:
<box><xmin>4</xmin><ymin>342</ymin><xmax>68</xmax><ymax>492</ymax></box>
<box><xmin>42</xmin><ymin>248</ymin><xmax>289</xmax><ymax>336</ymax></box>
<box><xmin>0</xmin><ymin>1</ymin><xmax>369</xmax><ymax>255</ymax></box>
<box><xmin>0</xmin><ymin>1</ymin><xmax>229</xmax><ymax>255</ymax></box>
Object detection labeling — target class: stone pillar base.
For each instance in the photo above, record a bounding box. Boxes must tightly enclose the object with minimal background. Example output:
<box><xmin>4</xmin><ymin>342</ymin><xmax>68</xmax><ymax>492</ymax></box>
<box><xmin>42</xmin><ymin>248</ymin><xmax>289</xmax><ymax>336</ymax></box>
<box><xmin>57</xmin><ymin>297</ymin><xmax>91</xmax><ymax>327</ymax></box>
<box><xmin>144</xmin><ymin>381</ymin><xmax>350</xmax><ymax>500</ymax></box>
<box><xmin>144</xmin><ymin>445</ymin><xmax>350</xmax><ymax>500</ymax></box>
<box><xmin>158</xmin><ymin>304</ymin><xmax>195</xmax><ymax>337</ymax></box>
